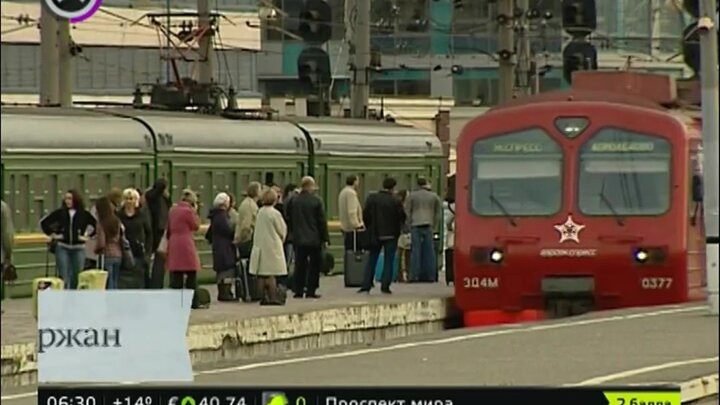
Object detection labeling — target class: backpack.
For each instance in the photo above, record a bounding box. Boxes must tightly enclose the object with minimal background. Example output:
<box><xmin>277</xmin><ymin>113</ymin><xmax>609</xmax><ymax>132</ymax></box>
<box><xmin>194</xmin><ymin>287</ymin><xmax>211</xmax><ymax>309</ymax></box>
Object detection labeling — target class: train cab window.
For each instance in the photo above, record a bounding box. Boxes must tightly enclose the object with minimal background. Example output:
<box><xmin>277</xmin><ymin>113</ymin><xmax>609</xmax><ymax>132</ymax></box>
<box><xmin>578</xmin><ymin>128</ymin><xmax>672</xmax><ymax>216</ymax></box>
<box><xmin>471</xmin><ymin>128</ymin><xmax>563</xmax><ymax>216</ymax></box>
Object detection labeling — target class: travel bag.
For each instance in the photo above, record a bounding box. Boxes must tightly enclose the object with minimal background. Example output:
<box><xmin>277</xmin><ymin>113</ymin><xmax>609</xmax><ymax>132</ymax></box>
<box><xmin>344</xmin><ymin>230</ymin><xmax>368</xmax><ymax>288</ymax></box>
<box><xmin>32</xmin><ymin>243</ymin><xmax>65</xmax><ymax>319</ymax></box>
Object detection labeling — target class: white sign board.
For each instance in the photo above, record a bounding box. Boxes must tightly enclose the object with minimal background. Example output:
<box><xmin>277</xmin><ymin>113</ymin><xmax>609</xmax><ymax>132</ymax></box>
<box><xmin>38</xmin><ymin>290</ymin><xmax>193</xmax><ymax>383</ymax></box>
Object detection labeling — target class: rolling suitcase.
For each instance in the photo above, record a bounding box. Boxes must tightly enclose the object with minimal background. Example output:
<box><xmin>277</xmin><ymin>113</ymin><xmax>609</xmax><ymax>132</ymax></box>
<box><xmin>32</xmin><ymin>244</ymin><xmax>65</xmax><ymax>320</ymax></box>
<box><xmin>235</xmin><ymin>249</ymin><xmax>261</xmax><ymax>302</ymax></box>
<box><xmin>344</xmin><ymin>230</ymin><xmax>368</xmax><ymax>288</ymax></box>
<box><xmin>78</xmin><ymin>255</ymin><xmax>109</xmax><ymax>290</ymax></box>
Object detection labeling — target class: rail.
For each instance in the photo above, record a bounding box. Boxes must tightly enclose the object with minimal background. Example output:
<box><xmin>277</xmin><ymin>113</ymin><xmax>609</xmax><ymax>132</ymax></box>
<box><xmin>11</xmin><ymin>221</ymin><xmax>344</xmax><ymax>246</ymax></box>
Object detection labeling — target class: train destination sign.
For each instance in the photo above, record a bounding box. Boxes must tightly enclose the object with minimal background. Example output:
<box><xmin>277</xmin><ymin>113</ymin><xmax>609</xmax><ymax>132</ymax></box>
<box><xmin>589</xmin><ymin>142</ymin><xmax>655</xmax><ymax>153</ymax></box>
<box><xmin>583</xmin><ymin>129</ymin><xmax>671</xmax><ymax>154</ymax></box>
<box><xmin>475</xmin><ymin>129</ymin><xmax>561</xmax><ymax>155</ymax></box>
<box><xmin>492</xmin><ymin>143</ymin><xmax>543</xmax><ymax>153</ymax></box>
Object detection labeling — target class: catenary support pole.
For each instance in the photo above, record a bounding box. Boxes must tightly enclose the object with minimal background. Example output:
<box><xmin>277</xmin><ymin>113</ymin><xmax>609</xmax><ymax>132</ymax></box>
<box><xmin>349</xmin><ymin>0</ymin><xmax>370</xmax><ymax>119</ymax></box>
<box><xmin>699</xmin><ymin>0</ymin><xmax>719</xmax><ymax>315</ymax></box>
<box><xmin>39</xmin><ymin>7</ymin><xmax>59</xmax><ymax>106</ymax></box>
<box><xmin>198</xmin><ymin>0</ymin><xmax>214</xmax><ymax>85</ymax></box>
<box><xmin>57</xmin><ymin>19</ymin><xmax>72</xmax><ymax>108</ymax></box>
<box><xmin>516</xmin><ymin>0</ymin><xmax>532</xmax><ymax>96</ymax></box>
<box><xmin>498</xmin><ymin>0</ymin><xmax>515</xmax><ymax>104</ymax></box>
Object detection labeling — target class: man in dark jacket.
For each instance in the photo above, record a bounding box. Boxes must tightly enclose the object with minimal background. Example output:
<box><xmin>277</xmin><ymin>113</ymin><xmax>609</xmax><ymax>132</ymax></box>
<box><xmin>286</xmin><ymin>176</ymin><xmax>328</xmax><ymax>299</ymax></box>
<box><xmin>144</xmin><ymin>178</ymin><xmax>172</xmax><ymax>289</ymax></box>
<box><xmin>359</xmin><ymin>177</ymin><xmax>406</xmax><ymax>294</ymax></box>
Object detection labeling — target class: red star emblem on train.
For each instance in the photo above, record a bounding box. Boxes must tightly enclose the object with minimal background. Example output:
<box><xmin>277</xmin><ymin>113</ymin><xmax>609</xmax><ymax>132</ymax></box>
<box><xmin>553</xmin><ymin>215</ymin><xmax>586</xmax><ymax>244</ymax></box>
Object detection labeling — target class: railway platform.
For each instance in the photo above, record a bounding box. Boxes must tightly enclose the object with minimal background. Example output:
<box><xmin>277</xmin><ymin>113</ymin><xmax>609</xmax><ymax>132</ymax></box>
<box><xmin>0</xmin><ymin>275</ymin><xmax>454</xmax><ymax>388</ymax></box>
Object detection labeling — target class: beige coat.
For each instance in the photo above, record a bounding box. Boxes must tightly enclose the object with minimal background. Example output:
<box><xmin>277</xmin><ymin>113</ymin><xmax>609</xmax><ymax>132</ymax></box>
<box><xmin>338</xmin><ymin>186</ymin><xmax>363</xmax><ymax>232</ymax></box>
<box><xmin>234</xmin><ymin>197</ymin><xmax>258</xmax><ymax>244</ymax></box>
<box><xmin>249</xmin><ymin>206</ymin><xmax>287</xmax><ymax>276</ymax></box>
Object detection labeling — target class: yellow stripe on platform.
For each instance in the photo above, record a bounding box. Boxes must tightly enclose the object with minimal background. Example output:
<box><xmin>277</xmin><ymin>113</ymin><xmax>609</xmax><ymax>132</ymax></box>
<box><xmin>13</xmin><ymin>221</ymin><xmax>343</xmax><ymax>245</ymax></box>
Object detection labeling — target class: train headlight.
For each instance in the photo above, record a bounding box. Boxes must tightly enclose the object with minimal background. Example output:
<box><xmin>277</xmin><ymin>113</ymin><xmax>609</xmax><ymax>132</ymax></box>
<box><xmin>632</xmin><ymin>247</ymin><xmax>666</xmax><ymax>264</ymax></box>
<box><xmin>490</xmin><ymin>249</ymin><xmax>504</xmax><ymax>264</ymax></box>
<box><xmin>634</xmin><ymin>249</ymin><xmax>649</xmax><ymax>263</ymax></box>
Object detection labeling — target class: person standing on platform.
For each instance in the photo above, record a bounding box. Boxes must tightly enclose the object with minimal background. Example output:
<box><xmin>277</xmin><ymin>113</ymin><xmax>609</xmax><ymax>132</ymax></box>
<box><xmin>338</xmin><ymin>175</ymin><xmax>364</xmax><ymax>250</ymax></box>
<box><xmin>1</xmin><ymin>200</ymin><xmax>15</xmax><ymax>312</ymax></box>
<box><xmin>40</xmin><ymin>190</ymin><xmax>95</xmax><ymax>290</ymax></box>
<box><xmin>286</xmin><ymin>176</ymin><xmax>329</xmax><ymax>299</ymax></box>
<box><xmin>405</xmin><ymin>178</ymin><xmax>442</xmax><ymax>283</ymax></box>
<box><xmin>235</xmin><ymin>182</ymin><xmax>261</xmax><ymax>261</ymax></box>
<box><xmin>166</xmin><ymin>189</ymin><xmax>201</xmax><ymax>308</ymax></box>
<box><xmin>250</xmin><ymin>188</ymin><xmax>288</xmax><ymax>305</ymax></box>
<box><xmin>358</xmin><ymin>177</ymin><xmax>406</xmax><ymax>294</ymax></box>
<box><xmin>94</xmin><ymin>196</ymin><xmax>123</xmax><ymax>289</ymax></box>
<box><xmin>396</xmin><ymin>189</ymin><xmax>411</xmax><ymax>283</ymax></box>
<box><xmin>281</xmin><ymin>183</ymin><xmax>298</xmax><ymax>271</ymax></box>
<box><xmin>117</xmin><ymin>188</ymin><xmax>153</xmax><ymax>288</ymax></box>
<box><xmin>207</xmin><ymin>192</ymin><xmax>237</xmax><ymax>301</ymax></box>
<box><xmin>145</xmin><ymin>179</ymin><xmax>172</xmax><ymax>288</ymax></box>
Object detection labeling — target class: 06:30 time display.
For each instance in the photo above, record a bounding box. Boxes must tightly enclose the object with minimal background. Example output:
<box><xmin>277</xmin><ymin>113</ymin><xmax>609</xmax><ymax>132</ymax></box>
<box><xmin>46</xmin><ymin>395</ymin><xmax>98</xmax><ymax>405</ymax></box>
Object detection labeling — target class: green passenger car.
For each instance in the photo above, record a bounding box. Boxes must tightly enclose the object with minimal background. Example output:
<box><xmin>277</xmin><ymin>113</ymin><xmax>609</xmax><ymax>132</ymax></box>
<box><xmin>1</xmin><ymin>107</ymin><xmax>155</xmax><ymax>295</ymax></box>
<box><xmin>293</xmin><ymin>117</ymin><xmax>445</xmax><ymax>267</ymax></box>
<box><xmin>1</xmin><ymin>107</ymin><xmax>445</xmax><ymax>297</ymax></box>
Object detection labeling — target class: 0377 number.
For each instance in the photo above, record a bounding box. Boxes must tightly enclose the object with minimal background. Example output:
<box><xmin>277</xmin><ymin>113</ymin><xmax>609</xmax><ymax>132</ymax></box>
<box><xmin>641</xmin><ymin>277</ymin><xmax>673</xmax><ymax>289</ymax></box>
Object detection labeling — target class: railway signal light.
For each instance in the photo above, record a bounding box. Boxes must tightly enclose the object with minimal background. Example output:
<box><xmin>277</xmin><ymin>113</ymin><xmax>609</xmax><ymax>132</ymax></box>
<box><xmin>298</xmin><ymin>0</ymin><xmax>332</xmax><ymax>44</ymax></box>
<box><xmin>561</xmin><ymin>0</ymin><xmax>598</xmax><ymax>85</ymax></box>
<box><xmin>562</xmin><ymin>41</ymin><xmax>598</xmax><ymax>84</ymax></box>
<box><xmin>561</xmin><ymin>0</ymin><xmax>597</xmax><ymax>37</ymax></box>
<box><xmin>297</xmin><ymin>47</ymin><xmax>331</xmax><ymax>87</ymax></box>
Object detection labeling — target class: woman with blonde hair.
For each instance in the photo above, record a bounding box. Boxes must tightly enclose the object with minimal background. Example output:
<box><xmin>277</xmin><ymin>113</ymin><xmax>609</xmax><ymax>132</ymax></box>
<box><xmin>249</xmin><ymin>188</ymin><xmax>287</xmax><ymax>305</ymax></box>
<box><xmin>117</xmin><ymin>188</ymin><xmax>153</xmax><ymax>288</ymax></box>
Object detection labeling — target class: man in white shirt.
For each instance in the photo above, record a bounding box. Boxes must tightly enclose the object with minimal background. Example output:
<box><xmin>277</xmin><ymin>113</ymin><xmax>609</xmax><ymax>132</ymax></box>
<box><xmin>337</xmin><ymin>175</ymin><xmax>364</xmax><ymax>251</ymax></box>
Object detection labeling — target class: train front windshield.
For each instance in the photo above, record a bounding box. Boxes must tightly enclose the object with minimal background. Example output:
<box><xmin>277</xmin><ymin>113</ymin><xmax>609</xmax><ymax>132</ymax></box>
<box><xmin>578</xmin><ymin>128</ymin><xmax>672</xmax><ymax>216</ymax></box>
<box><xmin>471</xmin><ymin>128</ymin><xmax>562</xmax><ymax>216</ymax></box>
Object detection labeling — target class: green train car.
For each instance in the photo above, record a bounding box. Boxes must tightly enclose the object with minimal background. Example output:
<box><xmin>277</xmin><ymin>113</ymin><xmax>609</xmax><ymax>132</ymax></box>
<box><xmin>0</xmin><ymin>106</ymin><xmax>444</xmax><ymax>297</ymax></box>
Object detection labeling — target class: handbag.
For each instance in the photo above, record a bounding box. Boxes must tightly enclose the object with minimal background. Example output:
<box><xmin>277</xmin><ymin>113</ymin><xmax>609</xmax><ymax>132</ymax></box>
<box><xmin>119</xmin><ymin>228</ymin><xmax>135</xmax><ymax>271</ymax></box>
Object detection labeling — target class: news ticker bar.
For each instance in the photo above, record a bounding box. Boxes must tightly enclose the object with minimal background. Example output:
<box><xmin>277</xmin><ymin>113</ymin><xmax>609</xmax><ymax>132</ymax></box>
<box><xmin>39</xmin><ymin>386</ymin><xmax>682</xmax><ymax>405</ymax></box>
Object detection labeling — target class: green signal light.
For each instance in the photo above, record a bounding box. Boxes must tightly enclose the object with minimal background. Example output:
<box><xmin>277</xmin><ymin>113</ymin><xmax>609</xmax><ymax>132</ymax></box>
<box><xmin>181</xmin><ymin>397</ymin><xmax>196</xmax><ymax>405</ymax></box>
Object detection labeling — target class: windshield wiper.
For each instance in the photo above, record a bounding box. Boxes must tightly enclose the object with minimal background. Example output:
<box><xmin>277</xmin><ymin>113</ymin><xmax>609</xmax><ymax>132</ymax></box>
<box><xmin>599</xmin><ymin>179</ymin><xmax>625</xmax><ymax>226</ymax></box>
<box><xmin>489</xmin><ymin>183</ymin><xmax>517</xmax><ymax>227</ymax></box>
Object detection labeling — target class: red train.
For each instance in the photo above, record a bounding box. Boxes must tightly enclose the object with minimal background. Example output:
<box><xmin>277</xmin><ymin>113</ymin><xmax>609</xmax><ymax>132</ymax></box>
<box><xmin>454</xmin><ymin>72</ymin><xmax>706</xmax><ymax>325</ymax></box>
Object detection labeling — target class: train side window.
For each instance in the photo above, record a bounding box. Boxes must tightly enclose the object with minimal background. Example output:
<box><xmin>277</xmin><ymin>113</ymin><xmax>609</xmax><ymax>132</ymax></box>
<box><xmin>264</xmin><ymin>172</ymin><xmax>275</xmax><ymax>187</ymax></box>
<box><xmin>470</xmin><ymin>128</ymin><xmax>563</xmax><ymax>216</ymax></box>
<box><xmin>578</xmin><ymin>128</ymin><xmax>672</xmax><ymax>216</ymax></box>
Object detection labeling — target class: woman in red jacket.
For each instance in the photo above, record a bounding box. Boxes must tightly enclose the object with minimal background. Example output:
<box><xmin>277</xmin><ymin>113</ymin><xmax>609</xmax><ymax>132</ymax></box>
<box><xmin>166</xmin><ymin>189</ymin><xmax>201</xmax><ymax>307</ymax></box>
